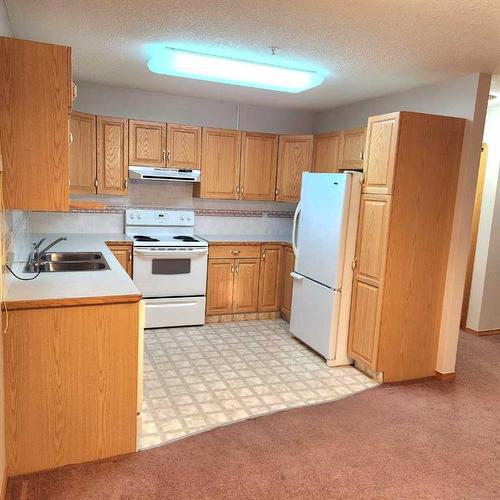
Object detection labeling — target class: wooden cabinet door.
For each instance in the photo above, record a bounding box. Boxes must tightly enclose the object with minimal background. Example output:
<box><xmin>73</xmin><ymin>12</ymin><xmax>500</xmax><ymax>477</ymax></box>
<box><xmin>108</xmin><ymin>244</ymin><xmax>133</xmax><ymax>277</ymax></box>
<box><xmin>206</xmin><ymin>259</ymin><xmax>235</xmax><ymax>315</ymax></box>
<box><xmin>200</xmin><ymin>128</ymin><xmax>241</xmax><ymax>199</ymax></box>
<box><xmin>348</xmin><ymin>279</ymin><xmax>381</xmax><ymax>367</ymax></box>
<box><xmin>240</xmin><ymin>132</ymin><xmax>278</xmax><ymax>201</ymax></box>
<box><xmin>0</xmin><ymin>37</ymin><xmax>71</xmax><ymax>211</ymax></box>
<box><xmin>258</xmin><ymin>245</ymin><xmax>282</xmax><ymax>312</ymax></box>
<box><xmin>347</xmin><ymin>194</ymin><xmax>391</xmax><ymax>369</ymax></box>
<box><xmin>280</xmin><ymin>245</ymin><xmax>295</xmax><ymax>320</ymax></box>
<box><xmin>97</xmin><ymin>116</ymin><xmax>129</xmax><ymax>195</ymax></box>
<box><xmin>276</xmin><ymin>135</ymin><xmax>313</xmax><ymax>202</ymax></box>
<box><xmin>339</xmin><ymin>127</ymin><xmax>366</xmax><ymax>170</ymax></box>
<box><xmin>233</xmin><ymin>258</ymin><xmax>260</xmax><ymax>313</ymax></box>
<box><xmin>355</xmin><ymin>194</ymin><xmax>392</xmax><ymax>285</ymax></box>
<box><xmin>363</xmin><ymin>113</ymin><xmax>400</xmax><ymax>194</ymax></box>
<box><xmin>167</xmin><ymin>123</ymin><xmax>201</xmax><ymax>169</ymax></box>
<box><xmin>69</xmin><ymin>111</ymin><xmax>96</xmax><ymax>194</ymax></box>
<box><xmin>129</xmin><ymin>120</ymin><xmax>166</xmax><ymax>167</ymax></box>
<box><xmin>313</xmin><ymin>132</ymin><xmax>341</xmax><ymax>173</ymax></box>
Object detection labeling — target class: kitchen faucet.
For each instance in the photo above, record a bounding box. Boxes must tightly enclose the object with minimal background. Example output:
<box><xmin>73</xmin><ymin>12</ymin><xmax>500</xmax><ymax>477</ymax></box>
<box><xmin>27</xmin><ymin>236</ymin><xmax>67</xmax><ymax>270</ymax></box>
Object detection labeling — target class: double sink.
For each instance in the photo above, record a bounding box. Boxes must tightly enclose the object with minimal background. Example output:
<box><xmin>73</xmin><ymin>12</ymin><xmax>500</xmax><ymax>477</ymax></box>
<box><xmin>25</xmin><ymin>252</ymin><xmax>110</xmax><ymax>273</ymax></box>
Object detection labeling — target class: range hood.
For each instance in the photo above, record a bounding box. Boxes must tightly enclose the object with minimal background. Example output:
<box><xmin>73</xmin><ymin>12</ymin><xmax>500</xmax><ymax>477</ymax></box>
<box><xmin>129</xmin><ymin>166</ymin><xmax>200</xmax><ymax>183</ymax></box>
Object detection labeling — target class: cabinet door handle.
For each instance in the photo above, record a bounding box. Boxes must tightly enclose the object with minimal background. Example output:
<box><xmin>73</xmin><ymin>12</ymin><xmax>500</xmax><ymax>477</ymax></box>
<box><xmin>275</xmin><ymin>187</ymin><xmax>279</xmax><ymax>196</ymax></box>
<box><xmin>124</xmin><ymin>179</ymin><xmax>128</xmax><ymax>189</ymax></box>
<box><xmin>352</xmin><ymin>258</ymin><xmax>358</xmax><ymax>272</ymax></box>
<box><xmin>162</xmin><ymin>151</ymin><xmax>167</xmax><ymax>164</ymax></box>
<box><xmin>235</xmin><ymin>265</ymin><xmax>239</xmax><ymax>273</ymax></box>
<box><xmin>231</xmin><ymin>265</ymin><xmax>235</xmax><ymax>273</ymax></box>
<box><xmin>94</xmin><ymin>178</ymin><xmax>98</xmax><ymax>189</ymax></box>
<box><xmin>68</xmin><ymin>131</ymin><xmax>73</xmax><ymax>145</ymax></box>
<box><xmin>240</xmin><ymin>185</ymin><xmax>244</xmax><ymax>194</ymax></box>
<box><xmin>128</xmin><ymin>250</ymin><xmax>132</xmax><ymax>262</ymax></box>
<box><xmin>360</xmin><ymin>151</ymin><xmax>364</xmax><ymax>160</ymax></box>
<box><xmin>167</xmin><ymin>151</ymin><xmax>171</xmax><ymax>162</ymax></box>
<box><xmin>236</xmin><ymin>185</ymin><xmax>240</xmax><ymax>193</ymax></box>
<box><xmin>262</xmin><ymin>251</ymin><xmax>266</xmax><ymax>260</ymax></box>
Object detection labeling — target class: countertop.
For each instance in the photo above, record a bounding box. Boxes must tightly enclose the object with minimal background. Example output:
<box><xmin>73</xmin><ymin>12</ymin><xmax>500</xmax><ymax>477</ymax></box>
<box><xmin>5</xmin><ymin>233</ymin><xmax>141</xmax><ymax>307</ymax></box>
<box><xmin>198</xmin><ymin>234</ymin><xmax>293</xmax><ymax>245</ymax></box>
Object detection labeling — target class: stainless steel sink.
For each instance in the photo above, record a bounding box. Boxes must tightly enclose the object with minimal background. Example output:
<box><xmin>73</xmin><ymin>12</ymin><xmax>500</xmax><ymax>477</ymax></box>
<box><xmin>24</xmin><ymin>251</ymin><xmax>110</xmax><ymax>273</ymax></box>
<box><xmin>43</xmin><ymin>252</ymin><xmax>103</xmax><ymax>262</ymax></box>
<box><xmin>38</xmin><ymin>261</ymin><xmax>109</xmax><ymax>272</ymax></box>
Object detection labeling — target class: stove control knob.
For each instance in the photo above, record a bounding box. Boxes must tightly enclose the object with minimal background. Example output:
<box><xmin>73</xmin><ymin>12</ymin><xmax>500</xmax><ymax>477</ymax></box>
<box><xmin>180</xmin><ymin>216</ymin><xmax>186</xmax><ymax>221</ymax></box>
<box><xmin>130</xmin><ymin>214</ymin><xmax>135</xmax><ymax>219</ymax></box>
<box><xmin>137</xmin><ymin>214</ymin><xmax>142</xmax><ymax>220</ymax></box>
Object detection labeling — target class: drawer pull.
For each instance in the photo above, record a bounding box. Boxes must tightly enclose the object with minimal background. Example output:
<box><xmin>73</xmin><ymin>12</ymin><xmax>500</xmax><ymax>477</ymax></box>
<box><xmin>231</xmin><ymin>250</ymin><xmax>240</xmax><ymax>255</ymax></box>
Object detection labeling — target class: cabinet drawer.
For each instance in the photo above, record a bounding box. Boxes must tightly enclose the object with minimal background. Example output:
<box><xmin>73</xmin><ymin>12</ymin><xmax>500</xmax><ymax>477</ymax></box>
<box><xmin>209</xmin><ymin>245</ymin><xmax>261</xmax><ymax>259</ymax></box>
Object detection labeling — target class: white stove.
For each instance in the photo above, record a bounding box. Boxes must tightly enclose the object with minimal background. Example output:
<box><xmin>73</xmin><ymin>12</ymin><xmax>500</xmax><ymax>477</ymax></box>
<box><xmin>125</xmin><ymin>209</ymin><xmax>208</xmax><ymax>328</ymax></box>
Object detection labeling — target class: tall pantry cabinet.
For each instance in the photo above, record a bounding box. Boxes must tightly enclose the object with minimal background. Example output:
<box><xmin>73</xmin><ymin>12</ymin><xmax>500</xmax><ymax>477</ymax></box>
<box><xmin>348</xmin><ymin>112</ymin><xmax>465</xmax><ymax>382</ymax></box>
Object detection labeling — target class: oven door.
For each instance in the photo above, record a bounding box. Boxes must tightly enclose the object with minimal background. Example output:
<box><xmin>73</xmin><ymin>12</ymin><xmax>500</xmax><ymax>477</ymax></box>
<box><xmin>133</xmin><ymin>247</ymin><xmax>208</xmax><ymax>298</ymax></box>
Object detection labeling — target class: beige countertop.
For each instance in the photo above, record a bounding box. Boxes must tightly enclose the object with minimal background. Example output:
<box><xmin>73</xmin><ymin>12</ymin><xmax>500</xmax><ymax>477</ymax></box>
<box><xmin>5</xmin><ymin>233</ymin><xmax>141</xmax><ymax>307</ymax></box>
<box><xmin>198</xmin><ymin>234</ymin><xmax>292</xmax><ymax>245</ymax></box>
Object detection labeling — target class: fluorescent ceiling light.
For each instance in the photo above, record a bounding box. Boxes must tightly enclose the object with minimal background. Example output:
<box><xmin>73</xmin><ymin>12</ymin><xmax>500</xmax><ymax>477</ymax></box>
<box><xmin>148</xmin><ymin>48</ymin><xmax>323</xmax><ymax>93</ymax></box>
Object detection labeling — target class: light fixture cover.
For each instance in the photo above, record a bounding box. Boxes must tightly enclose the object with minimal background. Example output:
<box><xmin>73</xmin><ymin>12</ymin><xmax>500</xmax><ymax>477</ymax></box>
<box><xmin>148</xmin><ymin>48</ymin><xmax>323</xmax><ymax>93</ymax></box>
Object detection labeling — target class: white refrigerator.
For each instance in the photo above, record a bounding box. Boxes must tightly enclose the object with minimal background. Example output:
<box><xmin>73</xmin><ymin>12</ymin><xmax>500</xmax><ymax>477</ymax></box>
<box><xmin>289</xmin><ymin>172</ymin><xmax>362</xmax><ymax>366</ymax></box>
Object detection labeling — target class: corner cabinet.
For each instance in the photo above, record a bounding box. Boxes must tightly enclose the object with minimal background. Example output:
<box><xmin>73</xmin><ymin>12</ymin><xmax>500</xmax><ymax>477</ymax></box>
<box><xmin>0</xmin><ymin>36</ymin><xmax>72</xmax><ymax>211</ymax></box>
<box><xmin>96</xmin><ymin>116</ymin><xmax>129</xmax><ymax>195</ymax></box>
<box><xmin>197</xmin><ymin>128</ymin><xmax>241</xmax><ymax>199</ymax></box>
<box><xmin>347</xmin><ymin>112</ymin><xmax>465</xmax><ymax>382</ymax></box>
<box><xmin>276</xmin><ymin>135</ymin><xmax>313</xmax><ymax>202</ymax></box>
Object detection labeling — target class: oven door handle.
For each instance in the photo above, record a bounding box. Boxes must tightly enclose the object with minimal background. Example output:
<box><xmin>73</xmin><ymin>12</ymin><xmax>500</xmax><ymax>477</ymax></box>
<box><xmin>134</xmin><ymin>248</ymin><xmax>208</xmax><ymax>258</ymax></box>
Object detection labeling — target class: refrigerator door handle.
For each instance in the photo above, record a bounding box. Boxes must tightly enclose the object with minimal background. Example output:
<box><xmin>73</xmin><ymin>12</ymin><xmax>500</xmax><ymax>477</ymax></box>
<box><xmin>290</xmin><ymin>272</ymin><xmax>303</xmax><ymax>280</ymax></box>
<box><xmin>292</xmin><ymin>201</ymin><xmax>302</xmax><ymax>257</ymax></box>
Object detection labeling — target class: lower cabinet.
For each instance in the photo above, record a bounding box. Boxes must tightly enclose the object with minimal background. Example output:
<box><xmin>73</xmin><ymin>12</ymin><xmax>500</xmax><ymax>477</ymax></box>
<box><xmin>280</xmin><ymin>245</ymin><xmax>295</xmax><ymax>321</ymax></box>
<box><xmin>107</xmin><ymin>242</ymin><xmax>133</xmax><ymax>277</ymax></box>
<box><xmin>206</xmin><ymin>256</ymin><xmax>260</xmax><ymax>315</ymax></box>
<box><xmin>3</xmin><ymin>299</ymin><xmax>142</xmax><ymax>475</ymax></box>
<box><xmin>258</xmin><ymin>244</ymin><xmax>282</xmax><ymax>312</ymax></box>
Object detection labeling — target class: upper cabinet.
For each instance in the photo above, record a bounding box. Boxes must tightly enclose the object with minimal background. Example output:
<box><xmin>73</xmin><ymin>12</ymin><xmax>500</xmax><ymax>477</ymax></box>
<box><xmin>69</xmin><ymin>111</ymin><xmax>96</xmax><ymax>194</ymax></box>
<box><xmin>167</xmin><ymin>123</ymin><xmax>201</xmax><ymax>169</ymax></box>
<box><xmin>276</xmin><ymin>135</ymin><xmax>313</xmax><ymax>202</ymax></box>
<box><xmin>363</xmin><ymin>114</ymin><xmax>399</xmax><ymax>194</ymax></box>
<box><xmin>96</xmin><ymin>116</ymin><xmax>129</xmax><ymax>196</ymax></box>
<box><xmin>313</xmin><ymin>132</ymin><xmax>341</xmax><ymax>173</ymax></box>
<box><xmin>128</xmin><ymin>119</ymin><xmax>166</xmax><ymax>167</ymax></box>
<box><xmin>198</xmin><ymin>128</ymin><xmax>241</xmax><ymax>199</ymax></box>
<box><xmin>240</xmin><ymin>132</ymin><xmax>278</xmax><ymax>201</ymax></box>
<box><xmin>0</xmin><ymin>36</ymin><xmax>72</xmax><ymax>211</ymax></box>
<box><xmin>339</xmin><ymin>127</ymin><xmax>366</xmax><ymax>170</ymax></box>
<box><xmin>312</xmin><ymin>127</ymin><xmax>366</xmax><ymax>173</ymax></box>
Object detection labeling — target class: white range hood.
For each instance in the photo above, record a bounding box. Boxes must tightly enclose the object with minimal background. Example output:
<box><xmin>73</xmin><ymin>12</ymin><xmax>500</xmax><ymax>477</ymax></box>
<box><xmin>129</xmin><ymin>166</ymin><xmax>200</xmax><ymax>183</ymax></box>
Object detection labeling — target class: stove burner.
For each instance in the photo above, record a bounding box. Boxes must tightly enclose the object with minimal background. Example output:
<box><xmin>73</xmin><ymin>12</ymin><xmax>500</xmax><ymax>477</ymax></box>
<box><xmin>134</xmin><ymin>235</ymin><xmax>160</xmax><ymax>242</ymax></box>
<box><xmin>173</xmin><ymin>235</ymin><xmax>198</xmax><ymax>242</ymax></box>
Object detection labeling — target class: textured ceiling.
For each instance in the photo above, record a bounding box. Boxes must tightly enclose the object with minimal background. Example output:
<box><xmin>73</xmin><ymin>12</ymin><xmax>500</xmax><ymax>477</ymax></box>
<box><xmin>5</xmin><ymin>0</ymin><xmax>500</xmax><ymax>111</ymax></box>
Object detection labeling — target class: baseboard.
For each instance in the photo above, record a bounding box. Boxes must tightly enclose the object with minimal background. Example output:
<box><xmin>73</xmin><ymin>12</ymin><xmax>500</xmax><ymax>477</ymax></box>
<box><xmin>206</xmin><ymin>311</ymin><xmax>281</xmax><ymax>323</ymax></box>
<box><xmin>463</xmin><ymin>326</ymin><xmax>500</xmax><ymax>337</ymax></box>
<box><xmin>434</xmin><ymin>370</ymin><xmax>456</xmax><ymax>381</ymax></box>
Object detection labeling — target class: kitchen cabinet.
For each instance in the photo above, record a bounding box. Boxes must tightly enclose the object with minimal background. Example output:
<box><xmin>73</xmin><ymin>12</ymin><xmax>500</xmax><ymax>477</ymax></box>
<box><xmin>3</xmin><ymin>299</ymin><xmax>142</xmax><ymax>475</ymax></box>
<box><xmin>280</xmin><ymin>245</ymin><xmax>295</xmax><ymax>321</ymax></box>
<box><xmin>96</xmin><ymin>116</ymin><xmax>129</xmax><ymax>195</ymax></box>
<box><xmin>339</xmin><ymin>127</ymin><xmax>366</xmax><ymax>170</ymax></box>
<box><xmin>313</xmin><ymin>132</ymin><xmax>342</xmax><ymax>173</ymax></box>
<box><xmin>129</xmin><ymin>119</ymin><xmax>166</xmax><ymax>167</ymax></box>
<box><xmin>107</xmin><ymin>242</ymin><xmax>133</xmax><ymax>277</ymax></box>
<box><xmin>233</xmin><ymin>258</ymin><xmax>261</xmax><ymax>313</ymax></box>
<box><xmin>276</xmin><ymin>135</ymin><xmax>313</xmax><ymax>202</ymax></box>
<box><xmin>206</xmin><ymin>244</ymin><xmax>261</xmax><ymax>316</ymax></box>
<box><xmin>258</xmin><ymin>244</ymin><xmax>282</xmax><ymax>312</ymax></box>
<box><xmin>348</xmin><ymin>111</ymin><xmax>465</xmax><ymax>382</ymax></box>
<box><xmin>197</xmin><ymin>128</ymin><xmax>241</xmax><ymax>199</ymax></box>
<box><xmin>0</xmin><ymin>36</ymin><xmax>72</xmax><ymax>210</ymax></box>
<box><xmin>69</xmin><ymin>111</ymin><xmax>96</xmax><ymax>194</ymax></box>
<box><xmin>240</xmin><ymin>132</ymin><xmax>279</xmax><ymax>201</ymax></box>
<box><xmin>167</xmin><ymin>123</ymin><xmax>202</xmax><ymax>169</ymax></box>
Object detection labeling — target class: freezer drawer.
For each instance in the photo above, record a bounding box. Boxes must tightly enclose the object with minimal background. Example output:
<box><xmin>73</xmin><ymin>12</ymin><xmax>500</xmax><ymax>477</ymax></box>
<box><xmin>144</xmin><ymin>296</ymin><xmax>206</xmax><ymax>328</ymax></box>
<box><xmin>289</xmin><ymin>273</ymin><xmax>341</xmax><ymax>361</ymax></box>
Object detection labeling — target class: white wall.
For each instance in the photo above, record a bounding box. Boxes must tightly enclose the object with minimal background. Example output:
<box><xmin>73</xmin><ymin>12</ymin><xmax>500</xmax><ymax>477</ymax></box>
<box><xmin>467</xmin><ymin>103</ymin><xmax>500</xmax><ymax>331</ymax></box>
<box><xmin>314</xmin><ymin>74</ymin><xmax>483</xmax><ymax>132</ymax></box>
<box><xmin>0</xmin><ymin>0</ymin><xmax>12</xmax><ymax>36</ymax></box>
<box><xmin>313</xmin><ymin>73</ymin><xmax>491</xmax><ymax>375</ymax></box>
<box><xmin>74</xmin><ymin>81</ymin><xmax>314</xmax><ymax>134</ymax></box>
